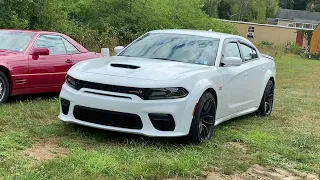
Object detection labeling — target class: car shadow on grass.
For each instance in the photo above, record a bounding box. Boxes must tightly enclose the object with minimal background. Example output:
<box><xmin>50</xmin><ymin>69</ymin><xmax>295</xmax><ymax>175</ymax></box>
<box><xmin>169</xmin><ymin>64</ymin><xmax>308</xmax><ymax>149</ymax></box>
<box><xmin>63</xmin><ymin>113</ymin><xmax>258</xmax><ymax>147</ymax></box>
<box><xmin>6</xmin><ymin>93</ymin><xmax>59</xmax><ymax>103</ymax></box>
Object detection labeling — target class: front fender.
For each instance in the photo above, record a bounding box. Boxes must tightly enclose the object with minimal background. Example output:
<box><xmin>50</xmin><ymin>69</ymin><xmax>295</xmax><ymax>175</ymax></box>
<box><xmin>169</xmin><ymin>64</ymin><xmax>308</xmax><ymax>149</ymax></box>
<box><xmin>189</xmin><ymin>79</ymin><xmax>219</xmax><ymax>104</ymax></box>
<box><xmin>180</xmin><ymin>79</ymin><xmax>220</xmax><ymax>133</ymax></box>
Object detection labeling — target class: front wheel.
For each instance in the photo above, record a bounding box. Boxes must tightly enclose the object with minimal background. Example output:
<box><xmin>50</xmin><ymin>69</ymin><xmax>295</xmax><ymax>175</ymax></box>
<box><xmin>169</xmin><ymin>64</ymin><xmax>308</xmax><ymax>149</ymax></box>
<box><xmin>257</xmin><ymin>80</ymin><xmax>274</xmax><ymax>116</ymax></box>
<box><xmin>188</xmin><ymin>92</ymin><xmax>216</xmax><ymax>144</ymax></box>
<box><xmin>0</xmin><ymin>71</ymin><xmax>10</xmax><ymax>104</ymax></box>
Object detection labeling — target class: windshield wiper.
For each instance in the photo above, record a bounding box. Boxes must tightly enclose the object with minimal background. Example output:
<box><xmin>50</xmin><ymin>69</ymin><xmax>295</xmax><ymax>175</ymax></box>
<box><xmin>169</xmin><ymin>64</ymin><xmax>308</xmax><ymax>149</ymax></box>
<box><xmin>119</xmin><ymin>55</ymin><xmax>137</xmax><ymax>57</ymax></box>
<box><xmin>151</xmin><ymin>57</ymin><xmax>180</xmax><ymax>62</ymax></box>
<box><xmin>0</xmin><ymin>49</ymin><xmax>14</xmax><ymax>52</ymax></box>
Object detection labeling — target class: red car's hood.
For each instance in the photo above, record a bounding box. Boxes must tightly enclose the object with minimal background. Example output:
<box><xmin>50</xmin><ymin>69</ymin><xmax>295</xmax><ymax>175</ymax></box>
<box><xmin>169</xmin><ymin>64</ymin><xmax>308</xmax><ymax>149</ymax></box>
<box><xmin>0</xmin><ymin>50</ymin><xmax>20</xmax><ymax>57</ymax></box>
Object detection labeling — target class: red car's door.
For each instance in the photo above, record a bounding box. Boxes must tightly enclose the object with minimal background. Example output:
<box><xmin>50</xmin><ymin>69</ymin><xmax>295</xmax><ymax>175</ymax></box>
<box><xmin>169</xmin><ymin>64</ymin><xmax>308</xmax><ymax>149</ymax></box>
<box><xmin>29</xmin><ymin>34</ymin><xmax>73</xmax><ymax>88</ymax></box>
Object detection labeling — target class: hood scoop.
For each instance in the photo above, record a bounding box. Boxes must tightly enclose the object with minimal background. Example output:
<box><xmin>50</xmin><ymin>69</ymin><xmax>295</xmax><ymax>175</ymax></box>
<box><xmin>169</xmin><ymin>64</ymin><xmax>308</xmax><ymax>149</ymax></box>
<box><xmin>110</xmin><ymin>63</ymin><xmax>140</xmax><ymax>69</ymax></box>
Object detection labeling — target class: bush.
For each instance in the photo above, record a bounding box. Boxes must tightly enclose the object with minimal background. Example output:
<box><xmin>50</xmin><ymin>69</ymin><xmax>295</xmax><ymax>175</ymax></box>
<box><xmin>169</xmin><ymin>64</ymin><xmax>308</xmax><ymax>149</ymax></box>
<box><xmin>260</xmin><ymin>41</ymin><xmax>274</xmax><ymax>46</ymax></box>
<box><xmin>309</xmin><ymin>53</ymin><xmax>320</xmax><ymax>60</ymax></box>
<box><xmin>255</xmin><ymin>41</ymin><xmax>283</xmax><ymax>57</ymax></box>
<box><xmin>285</xmin><ymin>43</ymin><xmax>303</xmax><ymax>55</ymax></box>
<box><xmin>72</xmin><ymin>0</ymin><xmax>239</xmax><ymax>45</ymax></box>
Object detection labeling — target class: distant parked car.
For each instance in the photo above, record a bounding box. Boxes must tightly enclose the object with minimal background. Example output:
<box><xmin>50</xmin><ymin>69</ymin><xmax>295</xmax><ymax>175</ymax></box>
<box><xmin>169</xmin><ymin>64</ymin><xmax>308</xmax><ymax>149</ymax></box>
<box><xmin>59</xmin><ymin>29</ymin><xmax>276</xmax><ymax>143</ymax></box>
<box><xmin>0</xmin><ymin>29</ymin><xmax>102</xmax><ymax>103</ymax></box>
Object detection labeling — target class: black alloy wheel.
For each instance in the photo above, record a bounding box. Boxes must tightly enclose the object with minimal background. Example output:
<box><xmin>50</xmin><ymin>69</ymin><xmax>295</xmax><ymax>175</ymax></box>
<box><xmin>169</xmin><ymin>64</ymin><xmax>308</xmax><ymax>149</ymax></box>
<box><xmin>257</xmin><ymin>80</ymin><xmax>274</xmax><ymax>116</ymax></box>
<box><xmin>188</xmin><ymin>92</ymin><xmax>216</xmax><ymax>143</ymax></box>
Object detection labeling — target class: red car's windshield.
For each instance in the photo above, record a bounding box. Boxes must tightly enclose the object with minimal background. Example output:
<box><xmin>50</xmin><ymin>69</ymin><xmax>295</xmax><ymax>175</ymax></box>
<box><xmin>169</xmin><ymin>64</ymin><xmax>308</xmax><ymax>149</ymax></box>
<box><xmin>0</xmin><ymin>31</ymin><xmax>34</xmax><ymax>52</ymax></box>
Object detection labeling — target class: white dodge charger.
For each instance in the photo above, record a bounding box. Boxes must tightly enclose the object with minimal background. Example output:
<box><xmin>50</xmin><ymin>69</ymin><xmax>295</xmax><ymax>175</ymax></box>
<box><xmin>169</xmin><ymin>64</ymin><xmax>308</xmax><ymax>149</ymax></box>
<box><xmin>59</xmin><ymin>29</ymin><xmax>276</xmax><ymax>143</ymax></box>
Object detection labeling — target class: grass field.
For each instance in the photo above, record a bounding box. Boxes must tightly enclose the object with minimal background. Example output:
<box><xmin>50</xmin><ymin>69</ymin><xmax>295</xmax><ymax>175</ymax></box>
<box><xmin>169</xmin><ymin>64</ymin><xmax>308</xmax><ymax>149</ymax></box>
<box><xmin>0</xmin><ymin>55</ymin><xmax>319</xmax><ymax>179</ymax></box>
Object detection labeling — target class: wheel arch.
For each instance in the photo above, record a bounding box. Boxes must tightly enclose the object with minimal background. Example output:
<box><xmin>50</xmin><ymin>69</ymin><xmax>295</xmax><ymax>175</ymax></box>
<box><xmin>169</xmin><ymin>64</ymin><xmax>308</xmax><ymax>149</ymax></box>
<box><xmin>203</xmin><ymin>88</ymin><xmax>218</xmax><ymax>108</ymax></box>
<box><xmin>257</xmin><ymin>72</ymin><xmax>275</xmax><ymax>107</ymax></box>
<box><xmin>181</xmin><ymin>78</ymin><xmax>220</xmax><ymax>134</ymax></box>
<box><xmin>191</xmin><ymin>78</ymin><xmax>220</xmax><ymax>110</ymax></box>
<box><xmin>0</xmin><ymin>65</ymin><xmax>12</xmax><ymax>94</ymax></box>
<box><xmin>269</xmin><ymin>76</ymin><xmax>275</xmax><ymax>86</ymax></box>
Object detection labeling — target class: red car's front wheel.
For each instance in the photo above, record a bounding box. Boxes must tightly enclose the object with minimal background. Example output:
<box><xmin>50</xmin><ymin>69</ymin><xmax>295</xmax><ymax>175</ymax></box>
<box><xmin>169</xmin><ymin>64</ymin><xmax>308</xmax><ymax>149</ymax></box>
<box><xmin>0</xmin><ymin>71</ymin><xmax>9</xmax><ymax>104</ymax></box>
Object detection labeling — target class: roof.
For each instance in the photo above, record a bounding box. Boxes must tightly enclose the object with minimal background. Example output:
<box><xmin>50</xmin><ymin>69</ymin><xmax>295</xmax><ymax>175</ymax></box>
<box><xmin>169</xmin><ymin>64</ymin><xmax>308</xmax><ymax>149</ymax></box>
<box><xmin>149</xmin><ymin>29</ymin><xmax>242</xmax><ymax>40</ymax></box>
<box><xmin>277</xmin><ymin>8</ymin><xmax>320</xmax><ymax>23</ymax></box>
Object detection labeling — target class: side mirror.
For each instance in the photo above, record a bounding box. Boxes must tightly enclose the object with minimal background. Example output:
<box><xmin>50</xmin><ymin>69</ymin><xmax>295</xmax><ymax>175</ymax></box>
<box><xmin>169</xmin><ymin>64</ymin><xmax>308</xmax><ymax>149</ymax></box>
<box><xmin>221</xmin><ymin>57</ymin><xmax>242</xmax><ymax>66</ymax></box>
<box><xmin>32</xmin><ymin>48</ymin><xmax>49</xmax><ymax>60</ymax></box>
<box><xmin>114</xmin><ymin>46</ymin><xmax>124</xmax><ymax>55</ymax></box>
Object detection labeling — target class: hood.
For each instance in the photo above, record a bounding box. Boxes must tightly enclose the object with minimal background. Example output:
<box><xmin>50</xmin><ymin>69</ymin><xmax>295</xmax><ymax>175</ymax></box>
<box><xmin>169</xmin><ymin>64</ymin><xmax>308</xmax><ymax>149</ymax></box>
<box><xmin>74</xmin><ymin>56</ymin><xmax>209</xmax><ymax>81</ymax></box>
<box><xmin>0</xmin><ymin>50</ymin><xmax>20</xmax><ymax>57</ymax></box>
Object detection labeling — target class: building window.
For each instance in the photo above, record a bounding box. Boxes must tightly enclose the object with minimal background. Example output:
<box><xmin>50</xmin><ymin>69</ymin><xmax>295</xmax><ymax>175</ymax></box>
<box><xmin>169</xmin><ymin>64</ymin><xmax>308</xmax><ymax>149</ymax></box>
<box><xmin>295</xmin><ymin>23</ymin><xmax>302</xmax><ymax>28</ymax></box>
<box><xmin>247</xmin><ymin>26</ymin><xmax>255</xmax><ymax>38</ymax></box>
<box><xmin>312</xmin><ymin>24</ymin><xmax>318</xmax><ymax>29</ymax></box>
<box><xmin>304</xmin><ymin>24</ymin><xmax>312</xmax><ymax>29</ymax></box>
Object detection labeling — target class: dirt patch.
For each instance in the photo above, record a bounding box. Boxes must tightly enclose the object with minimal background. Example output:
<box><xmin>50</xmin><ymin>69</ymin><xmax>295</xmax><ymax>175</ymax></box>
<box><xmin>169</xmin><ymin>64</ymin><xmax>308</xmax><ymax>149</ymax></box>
<box><xmin>205</xmin><ymin>164</ymin><xmax>320</xmax><ymax>180</ymax></box>
<box><xmin>22</xmin><ymin>137</ymin><xmax>71</xmax><ymax>162</ymax></box>
<box><xmin>223</xmin><ymin>142</ymin><xmax>249</xmax><ymax>153</ymax></box>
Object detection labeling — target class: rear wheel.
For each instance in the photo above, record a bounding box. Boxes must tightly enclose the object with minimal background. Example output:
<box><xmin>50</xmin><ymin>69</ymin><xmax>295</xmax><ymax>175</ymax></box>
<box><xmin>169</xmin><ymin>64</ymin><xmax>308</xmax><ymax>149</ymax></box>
<box><xmin>257</xmin><ymin>80</ymin><xmax>274</xmax><ymax>116</ymax></box>
<box><xmin>188</xmin><ymin>92</ymin><xmax>216</xmax><ymax>144</ymax></box>
<box><xmin>0</xmin><ymin>71</ymin><xmax>9</xmax><ymax>104</ymax></box>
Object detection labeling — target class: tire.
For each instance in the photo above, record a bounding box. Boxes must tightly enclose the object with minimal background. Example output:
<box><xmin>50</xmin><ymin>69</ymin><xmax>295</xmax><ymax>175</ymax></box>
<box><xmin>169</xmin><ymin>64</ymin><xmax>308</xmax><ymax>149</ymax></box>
<box><xmin>0</xmin><ymin>71</ymin><xmax>10</xmax><ymax>104</ymax></box>
<box><xmin>257</xmin><ymin>80</ymin><xmax>274</xmax><ymax>116</ymax></box>
<box><xmin>188</xmin><ymin>92</ymin><xmax>216</xmax><ymax>144</ymax></box>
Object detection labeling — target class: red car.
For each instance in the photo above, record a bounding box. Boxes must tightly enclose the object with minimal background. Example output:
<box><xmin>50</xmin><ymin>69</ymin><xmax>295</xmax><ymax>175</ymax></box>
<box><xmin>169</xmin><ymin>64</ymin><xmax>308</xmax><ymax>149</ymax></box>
<box><xmin>0</xmin><ymin>29</ymin><xmax>102</xmax><ymax>103</ymax></box>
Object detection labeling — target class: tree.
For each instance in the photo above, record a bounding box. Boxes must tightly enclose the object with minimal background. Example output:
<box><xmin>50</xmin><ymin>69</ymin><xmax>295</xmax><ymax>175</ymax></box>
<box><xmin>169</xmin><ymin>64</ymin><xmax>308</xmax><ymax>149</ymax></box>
<box><xmin>279</xmin><ymin>0</ymin><xmax>314</xmax><ymax>10</ymax></box>
<box><xmin>217</xmin><ymin>0</ymin><xmax>232</xmax><ymax>19</ymax></box>
<box><xmin>307</xmin><ymin>0</ymin><xmax>320</xmax><ymax>12</ymax></box>
<box><xmin>293</xmin><ymin>0</ymin><xmax>310</xmax><ymax>10</ymax></box>
<box><xmin>266</xmin><ymin>0</ymin><xmax>280</xmax><ymax>18</ymax></box>
<box><xmin>203</xmin><ymin>0</ymin><xmax>220</xmax><ymax>17</ymax></box>
<box><xmin>279</xmin><ymin>0</ymin><xmax>295</xmax><ymax>9</ymax></box>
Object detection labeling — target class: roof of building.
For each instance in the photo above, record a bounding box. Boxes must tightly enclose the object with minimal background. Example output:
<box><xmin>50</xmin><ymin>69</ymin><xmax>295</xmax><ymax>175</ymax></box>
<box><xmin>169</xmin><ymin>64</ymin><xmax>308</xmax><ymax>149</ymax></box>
<box><xmin>277</xmin><ymin>8</ymin><xmax>320</xmax><ymax>22</ymax></box>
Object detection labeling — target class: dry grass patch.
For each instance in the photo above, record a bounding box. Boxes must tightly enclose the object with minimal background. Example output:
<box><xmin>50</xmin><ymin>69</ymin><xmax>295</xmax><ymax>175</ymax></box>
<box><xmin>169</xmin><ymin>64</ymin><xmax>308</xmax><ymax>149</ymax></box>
<box><xmin>205</xmin><ymin>165</ymin><xmax>320</xmax><ymax>180</ymax></box>
<box><xmin>21</xmin><ymin>137</ymin><xmax>71</xmax><ymax>162</ymax></box>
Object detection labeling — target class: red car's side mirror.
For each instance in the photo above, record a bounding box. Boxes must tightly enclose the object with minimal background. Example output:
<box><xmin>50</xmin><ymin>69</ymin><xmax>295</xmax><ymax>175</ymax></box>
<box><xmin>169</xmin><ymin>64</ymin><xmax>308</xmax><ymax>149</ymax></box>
<box><xmin>31</xmin><ymin>48</ymin><xmax>50</xmax><ymax>60</ymax></box>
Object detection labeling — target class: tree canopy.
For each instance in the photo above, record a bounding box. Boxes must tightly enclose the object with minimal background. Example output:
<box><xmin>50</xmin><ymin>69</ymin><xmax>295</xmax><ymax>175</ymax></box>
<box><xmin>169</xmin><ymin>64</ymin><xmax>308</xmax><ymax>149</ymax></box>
<box><xmin>203</xmin><ymin>0</ymin><xmax>319</xmax><ymax>22</ymax></box>
<box><xmin>0</xmin><ymin>0</ymin><xmax>238</xmax><ymax>51</ymax></box>
<box><xmin>203</xmin><ymin>0</ymin><xmax>280</xmax><ymax>23</ymax></box>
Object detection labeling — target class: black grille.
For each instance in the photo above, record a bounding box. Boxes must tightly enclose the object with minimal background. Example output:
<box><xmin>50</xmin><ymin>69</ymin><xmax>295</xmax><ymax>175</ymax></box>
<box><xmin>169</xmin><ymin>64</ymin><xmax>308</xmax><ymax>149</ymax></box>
<box><xmin>67</xmin><ymin>76</ymin><xmax>188</xmax><ymax>100</ymax></box>
<box><xmin>73</xmin><ymin>105</ymin><xmax>143</xmax><ymax>130</ymax></box>
<box><xmin>149</xmin><ymin>114</ymin><xmax>175</xmax><ymax>131</ymax></box>
<box><xmin>74</xmin><ymin>79</ymin><xmax>146</xmax><ymax>97</ymax></box>
<box><xmin>61</xmin><ymin>98</ymin><xmax>70</xmax><ymax>115</ymax></box>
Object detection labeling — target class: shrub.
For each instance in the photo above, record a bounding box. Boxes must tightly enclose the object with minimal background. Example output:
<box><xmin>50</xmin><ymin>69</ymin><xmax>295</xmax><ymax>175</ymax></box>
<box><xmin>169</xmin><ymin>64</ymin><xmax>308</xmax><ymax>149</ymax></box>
<box><xmin>285</xmin><ymin>43</ymin><xmax>303</xmax><ymax>55</ymax></box>
<box><xmin>73</xmin><ymin>0</ymin><xmax>238</xmax><ymax>45</ymax></box>
<box><xmin>309</xmin><ymin>53</ymin><xmax>320</xmax><ymax>60</ymax></box>
<box><xmin>260</xmin><ymin>41</ymin><xmax>274</xmax><ymax>46</ymax></box>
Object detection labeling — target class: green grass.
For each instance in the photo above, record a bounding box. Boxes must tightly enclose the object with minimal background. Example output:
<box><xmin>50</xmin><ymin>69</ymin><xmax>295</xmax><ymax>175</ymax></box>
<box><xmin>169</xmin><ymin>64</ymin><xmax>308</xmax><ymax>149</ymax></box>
<box><xmin>0</xmin><ymin>55</ymin><xmax>319</xmax><ymax>179</ymax></box>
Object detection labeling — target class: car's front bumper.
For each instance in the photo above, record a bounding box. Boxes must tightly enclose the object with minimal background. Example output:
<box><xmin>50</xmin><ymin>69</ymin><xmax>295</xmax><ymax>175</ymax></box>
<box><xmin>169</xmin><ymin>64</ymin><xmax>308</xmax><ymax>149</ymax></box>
<box><xmin>58</xmin><ymin>83</ymin><xmax>196</xmax><ymax>137</ymax></box>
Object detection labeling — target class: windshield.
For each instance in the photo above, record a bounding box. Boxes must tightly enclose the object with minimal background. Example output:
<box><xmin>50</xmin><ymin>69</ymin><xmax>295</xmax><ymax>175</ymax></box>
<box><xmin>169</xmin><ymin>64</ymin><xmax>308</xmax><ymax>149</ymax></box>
<box><xmin>0</xmin><ymin>31</ymin><xmax>34</xmax><ymax>52</ymax></box>
<box><xmin>118</xmin><ymin>33</ymin><xmax>220</xmax><ymax>66</ymax></box>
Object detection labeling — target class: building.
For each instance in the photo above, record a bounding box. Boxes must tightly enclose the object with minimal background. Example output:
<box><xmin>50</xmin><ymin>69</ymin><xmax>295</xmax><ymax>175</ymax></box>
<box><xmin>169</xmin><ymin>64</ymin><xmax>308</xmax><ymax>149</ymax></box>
<box><xmin>267</xmin><ymin>8</ymin><xmax>320</xmax><ymax>30</ymax></box>
<box><xmin>223</xmin><ymin>20</ymin><xmax>310</xmax><ymax>48</ymax></box>
<box><xmin>311</xmin><ymin>25</ymin><xmax>320</xmax><ymax>53</ymax></box>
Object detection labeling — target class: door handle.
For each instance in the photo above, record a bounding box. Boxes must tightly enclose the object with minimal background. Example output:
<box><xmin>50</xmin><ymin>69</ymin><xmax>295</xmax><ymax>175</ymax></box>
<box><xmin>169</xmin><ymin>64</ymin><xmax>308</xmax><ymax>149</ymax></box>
<box><xmin>244</xmin><ymin>73</ymin><xmax>248</xmax><ymax>78</ymax></box>
<box><xmin>65</xmin><ymin>59</ymin><xmax>73</xmax><ymax>64</ymax></box>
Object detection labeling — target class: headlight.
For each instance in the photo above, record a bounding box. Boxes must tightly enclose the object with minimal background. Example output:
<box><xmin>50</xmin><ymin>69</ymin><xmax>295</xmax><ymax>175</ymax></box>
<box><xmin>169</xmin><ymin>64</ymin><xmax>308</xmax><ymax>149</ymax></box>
<box><xmin>66</xmin><ymin>75</ymin><xmax>76</xmax><ymax>89</ymax></box>
<box><xmin>139</xmin><ymin>87</ymin><xmax>189</xmax><ymax>100</ymax></box>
